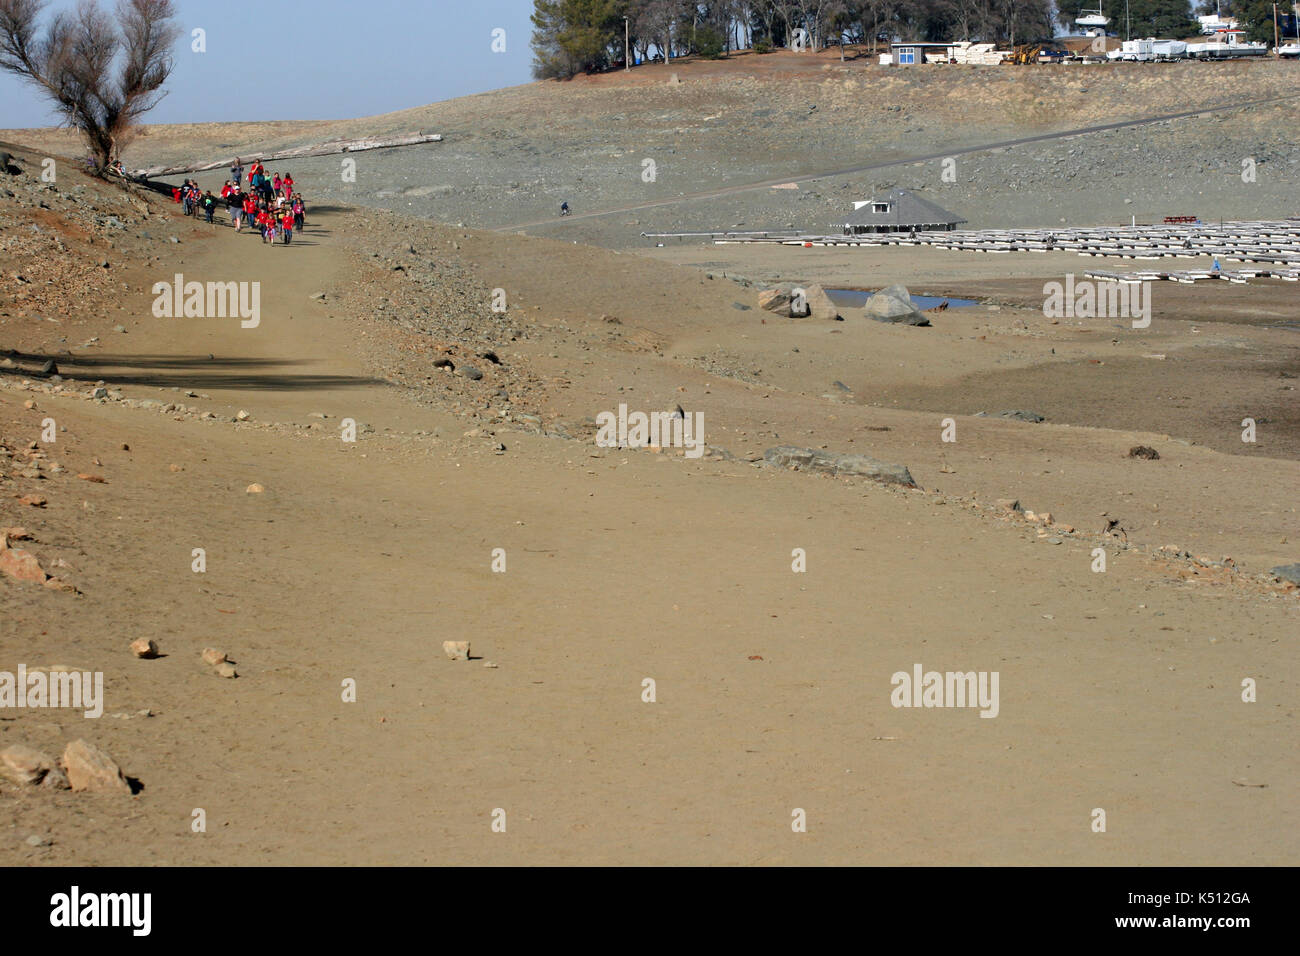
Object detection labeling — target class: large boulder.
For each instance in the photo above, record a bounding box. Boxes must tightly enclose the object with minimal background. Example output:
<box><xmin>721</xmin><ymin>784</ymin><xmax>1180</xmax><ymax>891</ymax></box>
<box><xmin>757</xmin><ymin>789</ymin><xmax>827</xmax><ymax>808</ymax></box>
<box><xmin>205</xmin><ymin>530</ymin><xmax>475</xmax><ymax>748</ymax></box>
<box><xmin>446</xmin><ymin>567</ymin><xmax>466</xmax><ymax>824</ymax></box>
<box><xmin>757</xmin><ymin>286</ymin><xmax>797</xmax><ymax>316</ymax></box>
<box><xmin>863</xmin><ymin>283</ymin><xmax>931</xmax><ymax>326</ymax></box>
<box><xmin>0</xmin><ymin>536</ymin><xmax>47</xmax><ymax>584</ymax></box>
<box><xmin>1270</xmin><ymin>563</ymin><xmax>1300</xmax><ymax>584</ymax></box>
<box><xmin>62</xmin><ymin>739</ymin><xmax>131</xmax><ymax>794</ymax></box>
<box><xmin>1</xmin><ymin>744</ymin><xmax>68</xmax><ymax>789</ymax></box>
<box><xmin>757</xmin><ymin>283</ymin><xmax>841</xmax><ymax>320</ymax></box>
<box><xmin>762</xmin><ymin>446</ymin><xmax>916</xmax><ymax>487</ymax></box>
<box><xmin>801</xmin><ymin>283</ymin><xmax>841</xmax><ymax>321</ymax></box>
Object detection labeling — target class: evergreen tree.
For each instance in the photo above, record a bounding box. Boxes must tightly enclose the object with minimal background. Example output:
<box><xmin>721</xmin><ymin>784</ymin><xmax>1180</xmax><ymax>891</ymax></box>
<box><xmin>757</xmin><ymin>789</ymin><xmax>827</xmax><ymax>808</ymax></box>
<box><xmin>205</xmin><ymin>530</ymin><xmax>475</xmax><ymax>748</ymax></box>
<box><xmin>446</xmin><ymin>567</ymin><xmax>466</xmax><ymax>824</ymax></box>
<box><xmin>1100</xmin><ymin>0</ymin><xmax>1196</xmax><ymax>38</ymax></box>
<box><xmin>1236</xmin><ymin>0</ymin><xmax>1295</xmax><ymax>42</ymax></box>
<box><xmin>531</xmin><ymin>0</ymin><xmax>628</xmax><ymax>79</ymax></box>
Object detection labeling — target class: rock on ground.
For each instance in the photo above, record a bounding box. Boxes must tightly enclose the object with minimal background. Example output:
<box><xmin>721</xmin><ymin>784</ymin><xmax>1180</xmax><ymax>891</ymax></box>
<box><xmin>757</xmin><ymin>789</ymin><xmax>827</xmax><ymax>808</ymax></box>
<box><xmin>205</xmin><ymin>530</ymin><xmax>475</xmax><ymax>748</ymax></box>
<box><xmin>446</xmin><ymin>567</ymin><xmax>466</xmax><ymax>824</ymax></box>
<box><xmin>0</xmin><ymin>541</ymin><xmax>46</xmax><ymax>583</ymax></box>
<box><xmin>61</xmin><ymin>740</ymin><xmax>130</xmax><ymax>794</ymax></box>
<box><xmin>759</xmin><ymin>283</ymin><xmax>839</xmax><ymax>320</ymax></box>
<box><xmin>862</xmin><ymin>284</ymin><xmax>931</xmax><ymax>326</ymax></box>
<box><xmin>1</xmin><ymin>744</ymin><xmax>69</xmax><ymax>789</ymax></box>
<box><xmin>762</xmin><ymin>446</ymin><xmax>916</xmax><ymax>487</ymax></box>
<box><xmin>1269</xmin><ymin>563</ymin><xmax>1300</xmax><ymax>584</ymax></box>
<box><xmin>757</xmin><ymin>286</ymin><xmax>796</xmax><ymax>316</ymax></box>
<box><xmin>801</xmin><ymin>282</ymin><xmax>841</xmax><ymax>320</ymax></box>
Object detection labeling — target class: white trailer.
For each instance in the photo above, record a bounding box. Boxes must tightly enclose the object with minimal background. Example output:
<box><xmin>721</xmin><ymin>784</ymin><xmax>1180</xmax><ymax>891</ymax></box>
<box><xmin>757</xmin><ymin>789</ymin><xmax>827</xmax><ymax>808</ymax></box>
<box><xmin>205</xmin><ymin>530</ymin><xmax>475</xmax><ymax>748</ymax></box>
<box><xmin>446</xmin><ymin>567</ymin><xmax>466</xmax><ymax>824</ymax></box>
<box><xmin>1108</xmin><ymin>38</ymin><xmax>1155</xmax><ymax>61</ymax></box>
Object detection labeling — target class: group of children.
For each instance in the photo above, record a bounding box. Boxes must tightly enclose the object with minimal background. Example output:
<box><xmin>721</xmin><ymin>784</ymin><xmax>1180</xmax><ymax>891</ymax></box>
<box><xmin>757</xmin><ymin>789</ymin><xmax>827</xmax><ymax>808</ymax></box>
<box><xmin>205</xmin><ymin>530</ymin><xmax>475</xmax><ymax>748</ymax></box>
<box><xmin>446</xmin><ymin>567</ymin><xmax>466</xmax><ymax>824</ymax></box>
<box><xmin>170</xmin><ymin>158</ymin><xmax>307</xmax><ymax>245</ymax></box>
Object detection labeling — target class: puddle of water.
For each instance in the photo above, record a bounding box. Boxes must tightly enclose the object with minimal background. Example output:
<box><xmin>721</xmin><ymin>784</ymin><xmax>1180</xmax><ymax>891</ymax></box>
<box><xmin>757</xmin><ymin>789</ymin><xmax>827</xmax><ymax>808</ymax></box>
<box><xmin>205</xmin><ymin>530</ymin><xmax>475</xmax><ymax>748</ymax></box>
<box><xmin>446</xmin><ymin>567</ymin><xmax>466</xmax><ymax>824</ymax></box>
<box><xmin>827</xmin><ymin>289</ymin><xmax>979</xmax><ymax>310</ymax></box>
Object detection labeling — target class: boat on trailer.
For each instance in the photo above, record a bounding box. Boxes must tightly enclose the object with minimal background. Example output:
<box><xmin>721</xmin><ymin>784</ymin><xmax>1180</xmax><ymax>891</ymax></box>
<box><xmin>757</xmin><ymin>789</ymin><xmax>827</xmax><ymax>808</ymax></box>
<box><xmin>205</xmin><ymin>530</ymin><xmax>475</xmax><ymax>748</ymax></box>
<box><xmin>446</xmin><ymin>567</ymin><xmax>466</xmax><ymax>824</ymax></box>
<box><xmin>1187</xmin><ymin>29</ymin><xmax>1267</xmax><ymax>58</ymax></box>
<box><xmin>1075</xmin><ymin>6</ymin><xmax>1110</xmax><ymax>37</ymax></box>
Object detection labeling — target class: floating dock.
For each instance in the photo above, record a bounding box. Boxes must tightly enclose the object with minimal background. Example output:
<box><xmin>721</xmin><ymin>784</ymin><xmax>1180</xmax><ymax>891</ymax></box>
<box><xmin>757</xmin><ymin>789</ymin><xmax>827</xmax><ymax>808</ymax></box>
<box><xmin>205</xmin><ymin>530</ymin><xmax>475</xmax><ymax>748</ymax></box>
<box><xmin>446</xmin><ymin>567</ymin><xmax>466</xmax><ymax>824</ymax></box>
<box><xmin>641</xmin><ymin>220</ymin><xmax>1300</xmax><ymax>286</ymax></box>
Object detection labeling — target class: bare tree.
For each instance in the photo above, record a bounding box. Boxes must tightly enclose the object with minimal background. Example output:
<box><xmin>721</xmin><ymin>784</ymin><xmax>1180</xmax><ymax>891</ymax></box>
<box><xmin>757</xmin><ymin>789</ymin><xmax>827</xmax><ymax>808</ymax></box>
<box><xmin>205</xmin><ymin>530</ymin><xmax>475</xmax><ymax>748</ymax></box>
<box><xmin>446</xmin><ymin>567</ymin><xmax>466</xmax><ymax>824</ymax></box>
<box><xmin>753</xmin><ymin>0</ymin><xmax>780</xmax><ymax>42</ymax></box>
<box><xmin>798</xmin><ymin>0</ymin><xmax>836</xmax><ymax>49</ymax></box>
<box><xmin>0</xmin><ymin>0</ymin><xmax>180</xmax><ymax>176</ymax></box>
<box><xmin>774</xmin><ymin>0</ymin><xmax>803</xmax><ymax>46</ymax></box>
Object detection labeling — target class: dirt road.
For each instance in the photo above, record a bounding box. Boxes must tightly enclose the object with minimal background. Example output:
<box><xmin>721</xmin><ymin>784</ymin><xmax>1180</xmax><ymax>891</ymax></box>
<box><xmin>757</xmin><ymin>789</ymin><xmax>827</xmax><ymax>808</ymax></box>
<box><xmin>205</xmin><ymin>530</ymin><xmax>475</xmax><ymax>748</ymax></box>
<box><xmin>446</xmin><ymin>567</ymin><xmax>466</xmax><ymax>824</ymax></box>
<box><xmin>2</xmin><ymin>191</ymin><xmax>1297</xmax><ymax>865</ymax></box>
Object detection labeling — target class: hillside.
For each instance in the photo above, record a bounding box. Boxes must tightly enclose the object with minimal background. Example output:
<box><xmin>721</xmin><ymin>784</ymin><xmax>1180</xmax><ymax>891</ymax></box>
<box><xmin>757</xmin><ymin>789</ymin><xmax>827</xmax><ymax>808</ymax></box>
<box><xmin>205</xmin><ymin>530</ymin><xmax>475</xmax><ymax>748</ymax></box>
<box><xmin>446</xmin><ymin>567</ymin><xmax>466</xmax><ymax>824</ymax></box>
<box><xmin>6</xmin><ymin>51</ymin><xmax>1300</xmax><ymax>247</ymax></box>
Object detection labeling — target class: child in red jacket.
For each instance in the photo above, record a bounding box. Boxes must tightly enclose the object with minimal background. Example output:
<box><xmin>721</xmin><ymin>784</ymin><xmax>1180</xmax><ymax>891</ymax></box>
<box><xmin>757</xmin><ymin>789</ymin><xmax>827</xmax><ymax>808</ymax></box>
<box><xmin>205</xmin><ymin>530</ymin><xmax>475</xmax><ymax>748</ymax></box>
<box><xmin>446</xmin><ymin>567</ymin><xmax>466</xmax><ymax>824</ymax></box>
<box><xmin>258</xmin><ymin>209</ymin><xmax>274</xmax><ymax>244</ymax></box>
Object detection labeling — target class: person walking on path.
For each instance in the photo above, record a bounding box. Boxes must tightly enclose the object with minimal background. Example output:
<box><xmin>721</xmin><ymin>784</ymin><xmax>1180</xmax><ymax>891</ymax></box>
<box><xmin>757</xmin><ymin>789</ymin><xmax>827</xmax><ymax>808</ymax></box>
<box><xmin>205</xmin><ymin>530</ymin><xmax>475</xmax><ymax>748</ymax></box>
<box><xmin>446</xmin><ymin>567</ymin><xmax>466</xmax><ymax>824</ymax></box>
<box><xmin>256</xmin><ymin>208</ymin><xmax>274</xmax><ymax>244</ymax></box>
<box><xmin>227</xmin><ymin>187</ymin><xmax>243</xmax><ymax>229</ymax></box>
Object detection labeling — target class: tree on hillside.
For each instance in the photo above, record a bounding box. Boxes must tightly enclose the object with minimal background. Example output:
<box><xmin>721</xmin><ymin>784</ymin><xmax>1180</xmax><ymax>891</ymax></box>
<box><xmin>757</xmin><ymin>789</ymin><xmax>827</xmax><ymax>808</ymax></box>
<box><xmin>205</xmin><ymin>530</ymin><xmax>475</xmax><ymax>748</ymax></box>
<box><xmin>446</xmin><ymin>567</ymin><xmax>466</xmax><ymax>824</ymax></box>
<box><xmin>627</xmin><ymin>0</ymin><xmax>686</xmax><ymax>60</ymax></box>
<box><xmin>1236</xmin><ymin>0</ymin><xmax>1297</xmax><ymax>42</ymax></box>
<box><xmin>531</xmin><ymin>0</ymin><xmax>629</xmax><ymax>79</ymax></box>
<box><xmin>0</xmin><ymin>0</ymin><xmax>180</xmax><ymax>177</ymax></box>
<box><xmin>1099</xmin><ymin>0</ymin><xmax>1196</xmax><ymax>38</ymax></box>
<box><xmin>532</xmin><ymin>0</ymin><xmax>1073</xmax><ymax>72</ymax></box>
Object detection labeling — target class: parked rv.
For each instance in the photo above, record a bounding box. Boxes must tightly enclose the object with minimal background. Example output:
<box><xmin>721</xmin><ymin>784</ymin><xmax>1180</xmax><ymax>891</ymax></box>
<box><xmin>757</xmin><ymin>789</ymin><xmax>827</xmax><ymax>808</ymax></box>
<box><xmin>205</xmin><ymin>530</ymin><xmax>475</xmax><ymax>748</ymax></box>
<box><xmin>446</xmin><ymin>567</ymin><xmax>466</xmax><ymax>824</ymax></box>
<box><xmin>1108</xmin><ymin>39</ymin><xmax>1155</xmax><ymax>62</ymax></box>
<box><xmin>1105</xmin><ymin>38</ymin><xmax>1186</xmax><ymax>62</ymax></box>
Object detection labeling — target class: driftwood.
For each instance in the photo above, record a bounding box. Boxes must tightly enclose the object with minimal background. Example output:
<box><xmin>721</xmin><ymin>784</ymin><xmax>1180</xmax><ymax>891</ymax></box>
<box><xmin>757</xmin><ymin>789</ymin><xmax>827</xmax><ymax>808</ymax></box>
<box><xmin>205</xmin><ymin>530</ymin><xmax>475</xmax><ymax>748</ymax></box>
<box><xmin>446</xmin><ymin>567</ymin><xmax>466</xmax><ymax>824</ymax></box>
<box><xmin>130</xmin><ymin>132</ymin><xmax>443</xmax><ymax>179</ymax></box>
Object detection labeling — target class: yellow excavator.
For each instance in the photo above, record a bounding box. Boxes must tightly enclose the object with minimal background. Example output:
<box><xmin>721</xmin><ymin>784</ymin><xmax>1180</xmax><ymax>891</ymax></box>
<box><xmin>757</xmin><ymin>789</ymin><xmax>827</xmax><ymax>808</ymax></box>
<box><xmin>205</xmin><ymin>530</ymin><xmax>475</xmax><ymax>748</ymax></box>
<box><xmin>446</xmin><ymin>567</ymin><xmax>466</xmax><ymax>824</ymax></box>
<box><xmin>1007</xmin><ymin>43</ymin><xmax>1042</xmax><ymax>64</ymax></box>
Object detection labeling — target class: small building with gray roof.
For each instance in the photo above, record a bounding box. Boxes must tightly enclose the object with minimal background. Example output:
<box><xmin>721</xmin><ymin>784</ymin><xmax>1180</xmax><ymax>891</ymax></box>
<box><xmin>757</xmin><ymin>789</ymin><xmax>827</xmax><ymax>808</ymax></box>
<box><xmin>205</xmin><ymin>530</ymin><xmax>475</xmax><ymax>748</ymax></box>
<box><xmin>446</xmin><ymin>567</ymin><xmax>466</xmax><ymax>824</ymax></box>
<box><xmin>837</xmin><ymin>189</ymin><xmax>967</xmax><ymax>235</ymax></box>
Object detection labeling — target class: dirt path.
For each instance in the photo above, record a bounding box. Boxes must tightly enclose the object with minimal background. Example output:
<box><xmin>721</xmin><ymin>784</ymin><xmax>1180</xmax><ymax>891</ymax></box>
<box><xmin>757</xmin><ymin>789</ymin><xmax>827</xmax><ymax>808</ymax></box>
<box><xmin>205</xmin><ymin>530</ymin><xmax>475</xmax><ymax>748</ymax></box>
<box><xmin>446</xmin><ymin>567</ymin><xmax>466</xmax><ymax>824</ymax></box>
<box><xmin>3</xmin><ymin>202</ymin><xmax>1297</xmax><ymax>866</ymax></box>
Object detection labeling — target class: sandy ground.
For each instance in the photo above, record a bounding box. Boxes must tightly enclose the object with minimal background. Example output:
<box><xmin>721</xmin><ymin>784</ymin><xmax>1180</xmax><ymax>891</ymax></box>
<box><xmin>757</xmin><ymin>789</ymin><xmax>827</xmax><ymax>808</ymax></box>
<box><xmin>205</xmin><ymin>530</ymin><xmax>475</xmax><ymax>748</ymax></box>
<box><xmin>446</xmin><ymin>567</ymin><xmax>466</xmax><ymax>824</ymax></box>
<box><xmin>642</xmin><ymin>241</ymin><xmax>1300</xmax><ymax>460</ymax></box>
<box><xmin>2</xmin><ymin>166</ymin><xmax>1298</xmax><ymax>865</ymax></box>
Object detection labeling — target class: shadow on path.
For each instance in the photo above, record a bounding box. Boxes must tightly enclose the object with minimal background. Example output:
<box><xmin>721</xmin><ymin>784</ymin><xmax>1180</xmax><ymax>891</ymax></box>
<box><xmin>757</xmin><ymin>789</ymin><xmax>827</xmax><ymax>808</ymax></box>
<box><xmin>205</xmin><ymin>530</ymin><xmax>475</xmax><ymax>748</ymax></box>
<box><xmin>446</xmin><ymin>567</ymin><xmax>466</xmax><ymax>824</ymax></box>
<box><xmin>0</xmin><ymin>351</ymin><xmax>387</xmax><ymax>391</ymax></box>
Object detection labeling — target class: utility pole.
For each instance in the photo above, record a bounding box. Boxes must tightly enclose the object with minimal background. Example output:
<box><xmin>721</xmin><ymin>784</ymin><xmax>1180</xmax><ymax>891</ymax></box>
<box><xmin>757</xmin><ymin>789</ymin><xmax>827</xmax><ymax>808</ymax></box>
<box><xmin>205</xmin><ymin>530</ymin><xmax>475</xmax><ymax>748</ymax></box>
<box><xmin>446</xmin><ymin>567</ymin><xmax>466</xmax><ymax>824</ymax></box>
<box><xmin>624</xmin><ymin>16</ymin><xmax>630</xmax><ymax>69</ymax></box>
<box><xmin>1273</xmin><ymin>4</ymin><xmax>1280</xmax><ymax>52</ymax></box>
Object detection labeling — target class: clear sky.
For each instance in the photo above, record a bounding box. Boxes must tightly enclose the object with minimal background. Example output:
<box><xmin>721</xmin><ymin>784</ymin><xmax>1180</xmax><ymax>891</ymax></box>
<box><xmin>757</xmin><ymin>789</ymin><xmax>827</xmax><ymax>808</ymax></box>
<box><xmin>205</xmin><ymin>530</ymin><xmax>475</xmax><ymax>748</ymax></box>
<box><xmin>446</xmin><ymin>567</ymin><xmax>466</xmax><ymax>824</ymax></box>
<box><xmin>0</xmin><ymin>0</ymin><xmax>537</xmax><ymax>127</ymax></box>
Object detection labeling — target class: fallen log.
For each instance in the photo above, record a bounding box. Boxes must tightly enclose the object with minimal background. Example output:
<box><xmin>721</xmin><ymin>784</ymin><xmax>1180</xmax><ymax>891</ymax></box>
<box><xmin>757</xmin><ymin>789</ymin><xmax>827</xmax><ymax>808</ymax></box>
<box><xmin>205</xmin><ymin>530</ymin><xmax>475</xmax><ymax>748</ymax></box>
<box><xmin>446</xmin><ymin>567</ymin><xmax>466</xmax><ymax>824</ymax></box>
<box><xmin>131</xmin><ymin>132</ymin><xmax>444</xmax><ymax>179</ymax></box>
